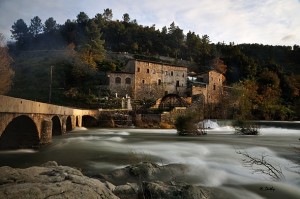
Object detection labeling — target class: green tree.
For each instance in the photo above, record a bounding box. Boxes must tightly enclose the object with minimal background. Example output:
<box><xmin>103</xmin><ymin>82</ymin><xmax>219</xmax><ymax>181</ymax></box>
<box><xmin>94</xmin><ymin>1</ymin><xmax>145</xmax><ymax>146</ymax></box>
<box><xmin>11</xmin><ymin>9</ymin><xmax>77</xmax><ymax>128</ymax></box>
<box><xmin>44</xmin><ymin>17</ymin><xmax>58</xmax><ymax>33</ymax></box>
<box><xmin>103</xmin><ymin>8</ymin><xmax>113</xmax><ymax>21</ymax></box>
<box><xmin>10</xmin><ymin>19</ymin><xmax>29</xmax><ymax>49</ymax></box>
<box><xmin>76</xmin><ymin>12</ymin><xmax>89</xmax><ymax>24</ymax></box>
<box><xmin>167</xmin><ymin>22</ymin><xmax>184</xmax><ymax>58</ymax></box>
<box><xmin>185</xmin><ymin>31</ymin><xmax>200</xmax><ymax>61</ymax></box>
<box><xmin>122</xmin><ymin>13</ymin><xmax>130</xmax><ymax>23</ymax></box>
<box><xmin>29</xmin><ymin>16</ymin><xmax>43</xmax><ymax>37</ymax></box>
<box><xmin>199</xmin><ymin>34</ymin><xmax>212</xmax><ymax>65</ymax></box>
<box><xmin>77</xmin><ymin>19</ymin><xmax>105</xmax><ymax>68</ymax></box>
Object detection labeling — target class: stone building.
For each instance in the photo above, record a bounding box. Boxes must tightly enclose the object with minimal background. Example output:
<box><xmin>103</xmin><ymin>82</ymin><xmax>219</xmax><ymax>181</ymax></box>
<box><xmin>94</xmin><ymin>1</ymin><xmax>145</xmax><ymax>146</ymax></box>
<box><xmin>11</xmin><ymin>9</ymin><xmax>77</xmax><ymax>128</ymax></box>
<box><xmin>190</xmin><ymin>70</ymin><xmax>225</xmax><ymax>104</ymax></box>
<box><xmin>108</xmin><ymin>59</ymin><xmax>188</xmax><ymax>100</ymax></box>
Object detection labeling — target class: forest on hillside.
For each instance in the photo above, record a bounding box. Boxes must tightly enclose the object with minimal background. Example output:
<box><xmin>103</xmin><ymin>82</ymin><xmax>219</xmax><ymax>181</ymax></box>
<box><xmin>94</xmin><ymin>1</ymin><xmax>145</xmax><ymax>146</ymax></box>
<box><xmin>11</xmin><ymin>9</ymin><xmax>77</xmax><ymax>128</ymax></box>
<box><xmin>2</xmin><ymin>8</ymin><xmax>300</xmax><ymax>120</ymax></box>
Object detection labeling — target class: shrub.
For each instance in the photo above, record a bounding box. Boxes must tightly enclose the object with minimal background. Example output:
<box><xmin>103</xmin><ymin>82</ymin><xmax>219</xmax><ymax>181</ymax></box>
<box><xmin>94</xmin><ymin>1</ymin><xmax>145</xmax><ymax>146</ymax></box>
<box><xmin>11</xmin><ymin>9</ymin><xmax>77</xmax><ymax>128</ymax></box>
<box><xmin>175</xmin><ymin>114</ymin><xmax>204</xmax><ymax>135</ymax></box>
<box><xmin>233</xmin><ymin>120</ymin><xmax>260</xmax><ymax>135</ymax></box>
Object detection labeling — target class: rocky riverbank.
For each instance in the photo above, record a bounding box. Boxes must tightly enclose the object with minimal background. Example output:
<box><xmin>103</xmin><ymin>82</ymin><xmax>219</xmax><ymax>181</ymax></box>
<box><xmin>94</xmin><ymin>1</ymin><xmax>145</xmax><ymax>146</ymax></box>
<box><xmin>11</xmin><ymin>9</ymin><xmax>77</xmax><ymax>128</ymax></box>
<box><xmin>0</xmin><ymin>161</ymin><xmax>245</xmax><ymax>199</ymax></box>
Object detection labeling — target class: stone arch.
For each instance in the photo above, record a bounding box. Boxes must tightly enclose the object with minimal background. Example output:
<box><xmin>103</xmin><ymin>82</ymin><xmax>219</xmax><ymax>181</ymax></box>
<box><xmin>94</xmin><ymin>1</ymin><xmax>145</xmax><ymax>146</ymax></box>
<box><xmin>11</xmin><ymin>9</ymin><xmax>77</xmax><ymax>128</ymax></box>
<box><xmin>0</xmin><ymin>115</ymin><xmax>39</xmax><ymax>149</ymax></box>
<box><xmin>159</xmin><ymin>94</ymin><xmax>187</xmax><ymax>110</ymax></box>
<box><xmin>82</xmin><ymin>115</ymin><xmax>98</xmax><ymax>127</ymax></box>
<box><xmin>52</xmin><ymin>116</ymin><xmax>62</xmax><ymax>136</ymax></box>
<box><xmin>66</xmin><ymin>116</ymin><xmax>72</xmax><ymax>132</ymax></box>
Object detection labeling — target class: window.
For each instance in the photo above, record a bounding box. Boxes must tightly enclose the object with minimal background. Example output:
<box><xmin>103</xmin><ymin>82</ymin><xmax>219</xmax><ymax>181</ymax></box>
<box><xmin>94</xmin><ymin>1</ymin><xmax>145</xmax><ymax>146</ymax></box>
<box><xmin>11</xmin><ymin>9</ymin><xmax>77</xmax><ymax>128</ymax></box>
<box><xmin>182</xmin><ymin>73</ymin><xmax>185</xmax><ymax>77</ymax></box>
<box><xmin>171</xmin><ymin>71</ymin><xmax>173</xmax><ymax>76</ymax></box>
<box><xmin>213</xmin><ymin>84</ymin><xmax>216</xmax><ymax>90</ymax></box>
<box><xmin>176</xmin><ymin>81</ymin><xmax>180</xmax><ymax>87</ymax></box>
<box><xmin>158</xmin><ymin>79</ymin><xmax>161</xmax><ymax>85</ymax></box>
<box><xmin>147</xmin><ymin>69</ymin><xmax>150</xmax><ymax>73</ymax></box>
<box><xmin>125</xmin><ymin>77</ymin><xmax>131</xmax><ymax>84</ymax></box>
<box><xmin>142</xmin><ymin>79</ymin><xmax>145</xmax><ymax>84</ymax></box>
<box><xmin>115</xmin><ymin>77</ymin><xmax>121</xmax><ymax>84</ymax></box>
<box><xmin>137</xmin><ymin>67</ymin><xmax>140</xmax><ymax>72</ymax></box>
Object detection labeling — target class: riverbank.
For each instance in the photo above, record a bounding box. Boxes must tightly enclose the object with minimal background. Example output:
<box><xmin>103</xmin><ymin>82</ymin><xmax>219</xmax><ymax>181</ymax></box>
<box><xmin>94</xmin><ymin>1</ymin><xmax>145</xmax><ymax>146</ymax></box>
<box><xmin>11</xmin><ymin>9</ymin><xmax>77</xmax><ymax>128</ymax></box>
<box><xmin>0</xmin><ymin>161</ymin><xmax>227</xmax><ymax>199</ymax></box>
<box><xmin>1</xmin><ymin>161</ymin><xmax>300</xmax><ymax>199</ymax></box>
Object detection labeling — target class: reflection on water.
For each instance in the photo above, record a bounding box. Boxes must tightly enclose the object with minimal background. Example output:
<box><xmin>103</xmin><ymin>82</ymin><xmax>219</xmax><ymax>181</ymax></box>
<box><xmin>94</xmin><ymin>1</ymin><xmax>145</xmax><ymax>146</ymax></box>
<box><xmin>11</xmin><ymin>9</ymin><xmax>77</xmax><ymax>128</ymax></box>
<box><xmin>0</xmin><ymin>121</ymin><xmax>300</xmax><ymax>198</ymax></box>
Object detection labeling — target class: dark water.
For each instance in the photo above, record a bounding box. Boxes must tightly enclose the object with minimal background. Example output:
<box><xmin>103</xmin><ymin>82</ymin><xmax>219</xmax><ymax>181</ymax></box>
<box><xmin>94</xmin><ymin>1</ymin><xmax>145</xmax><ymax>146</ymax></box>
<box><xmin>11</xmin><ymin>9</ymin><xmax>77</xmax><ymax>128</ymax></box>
<box><xmin>1</xmin><ymin>121</ymin><xmax>300</xmax><ymax>199</ymax></box>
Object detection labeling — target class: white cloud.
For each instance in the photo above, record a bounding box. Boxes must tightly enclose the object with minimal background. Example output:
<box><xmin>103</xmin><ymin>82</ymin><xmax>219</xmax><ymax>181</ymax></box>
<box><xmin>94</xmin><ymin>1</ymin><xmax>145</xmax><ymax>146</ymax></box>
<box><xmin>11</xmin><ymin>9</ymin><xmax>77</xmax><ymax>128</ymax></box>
<box><xmin>0</xmin><ymin>0</ymin><xmax>299</xmax><ymax>46</ymax></box>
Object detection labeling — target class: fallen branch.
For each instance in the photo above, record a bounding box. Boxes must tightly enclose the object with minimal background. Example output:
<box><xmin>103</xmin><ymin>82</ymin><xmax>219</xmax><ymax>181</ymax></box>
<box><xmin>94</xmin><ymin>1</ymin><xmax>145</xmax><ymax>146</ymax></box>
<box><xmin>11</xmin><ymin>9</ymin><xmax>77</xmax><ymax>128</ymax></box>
<box><xmin>236</xmin><ymin>149</ymin><xmax>285</xmax><ymax>181</ymax></box>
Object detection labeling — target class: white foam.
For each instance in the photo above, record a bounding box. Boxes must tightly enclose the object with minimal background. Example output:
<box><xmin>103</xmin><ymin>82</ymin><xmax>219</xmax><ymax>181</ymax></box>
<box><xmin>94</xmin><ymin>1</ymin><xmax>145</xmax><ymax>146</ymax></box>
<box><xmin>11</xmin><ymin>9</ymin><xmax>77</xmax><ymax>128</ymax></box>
<box><xmin>105</xmin><ymin>136</ymin><xmax>124</xmax><ymax>142</ymax></box>
<box><xmin>260</xmin><ymin>127</ymin><xmax>300</xmax><ymax>136</ymax></box>
<box><xmin>0</xmin><ymin>149</ymin><xmax>37</xmax><ymax>154</ymax></box>
<box><xmin>73</xmin><ymin>127</ymin><xmax>88</xmax><ymax>131</ymax></box>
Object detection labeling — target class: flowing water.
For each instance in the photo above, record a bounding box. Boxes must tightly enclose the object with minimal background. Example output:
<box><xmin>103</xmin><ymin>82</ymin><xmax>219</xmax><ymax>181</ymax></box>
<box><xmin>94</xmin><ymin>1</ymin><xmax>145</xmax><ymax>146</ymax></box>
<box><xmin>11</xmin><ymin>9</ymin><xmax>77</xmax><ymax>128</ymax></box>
<box><xmin>0</xmin><ymin>120</ymin><xmax>300</xmax><ymax>199</ymax></box>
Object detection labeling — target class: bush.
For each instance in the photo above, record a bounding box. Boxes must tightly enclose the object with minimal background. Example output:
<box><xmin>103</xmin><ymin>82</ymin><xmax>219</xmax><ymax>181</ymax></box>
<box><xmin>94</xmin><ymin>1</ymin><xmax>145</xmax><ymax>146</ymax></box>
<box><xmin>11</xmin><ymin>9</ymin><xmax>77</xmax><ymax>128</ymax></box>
<box><xmin>233</xmin><ymin>120</ymin><xmax>260</xmax><ymax>135</ymax></box>
<box><xmin>175</xmin><ymin>114</ymin><xmax>204</xmax><ymax>135</ymax></box>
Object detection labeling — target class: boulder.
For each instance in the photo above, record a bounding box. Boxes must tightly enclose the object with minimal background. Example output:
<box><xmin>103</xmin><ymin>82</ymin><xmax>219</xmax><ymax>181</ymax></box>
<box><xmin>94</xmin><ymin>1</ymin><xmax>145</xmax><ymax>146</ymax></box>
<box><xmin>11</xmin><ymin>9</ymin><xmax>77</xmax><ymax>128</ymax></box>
<box><xmin>114</xmin><ymin>183</ymin><xmax>139</xmax><ymax>199</ymax></box>
<box><xmin>140</xmin><ymin>181</ymin><xmax>211</xmax><ymax>199</ymax></box>
<box><xmin>100</xmin><ymin>162</ymin><xmax>188</xmax><ymax>185</ymax></box>
<box><xmin>0</xmin><ymin>161</ymin><xmax>119</xmax><ymax>199</ymax></box>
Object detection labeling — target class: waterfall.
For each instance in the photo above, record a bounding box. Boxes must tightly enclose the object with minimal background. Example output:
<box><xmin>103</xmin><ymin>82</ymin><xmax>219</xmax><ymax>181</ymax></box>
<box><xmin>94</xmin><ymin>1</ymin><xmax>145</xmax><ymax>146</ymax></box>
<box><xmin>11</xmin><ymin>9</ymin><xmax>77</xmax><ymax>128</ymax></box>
<box><xmin>197</xmin><ymin>119</ymin><xmax>220</xmax><ymax>129</ymax></box>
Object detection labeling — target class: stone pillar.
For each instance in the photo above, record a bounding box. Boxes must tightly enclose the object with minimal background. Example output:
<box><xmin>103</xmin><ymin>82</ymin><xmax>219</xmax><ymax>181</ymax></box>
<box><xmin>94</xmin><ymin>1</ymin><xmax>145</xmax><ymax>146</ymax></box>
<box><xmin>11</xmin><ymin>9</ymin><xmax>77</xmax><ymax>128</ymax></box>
<box><xmin>121</xmin><ymin>98</ymin><xmax>125</xmax><ymax>109</ymax></box>
<box><xmin>40</xmin><ymin>119</ymin><xmax>52</xmax><ymax>145</ymax></box>
<box><xmin>77</xmin><ymin>116</ymin><xmax>82</xmax><ymax>127</ymax></box>
<box><xmin>61</xmin><ymin>116</ymin><xmax>67</xmax><ymax>134</ymax></box>
<box><xmin>127</xmin><ymin>98</ymin><xmax>132</xmax><ymax>110</ymax></box>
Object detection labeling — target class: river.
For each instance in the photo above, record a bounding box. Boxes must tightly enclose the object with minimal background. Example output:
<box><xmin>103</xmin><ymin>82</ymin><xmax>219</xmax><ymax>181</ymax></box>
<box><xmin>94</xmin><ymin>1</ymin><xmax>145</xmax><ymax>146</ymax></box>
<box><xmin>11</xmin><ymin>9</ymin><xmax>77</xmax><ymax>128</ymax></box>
<box><xmin>0</xmin><ymin>120</ymin><xmax>300</xmax><ymax>199</ymax></box>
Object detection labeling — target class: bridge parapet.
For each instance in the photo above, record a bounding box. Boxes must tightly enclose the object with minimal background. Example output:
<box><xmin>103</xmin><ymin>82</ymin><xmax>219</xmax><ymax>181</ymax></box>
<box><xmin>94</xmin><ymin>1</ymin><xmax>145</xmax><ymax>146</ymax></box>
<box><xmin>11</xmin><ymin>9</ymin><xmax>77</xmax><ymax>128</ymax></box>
<box><xmin>0</xmin><ymin>95</ymin><xmax>96</xmax><ymax>116</ymax></box>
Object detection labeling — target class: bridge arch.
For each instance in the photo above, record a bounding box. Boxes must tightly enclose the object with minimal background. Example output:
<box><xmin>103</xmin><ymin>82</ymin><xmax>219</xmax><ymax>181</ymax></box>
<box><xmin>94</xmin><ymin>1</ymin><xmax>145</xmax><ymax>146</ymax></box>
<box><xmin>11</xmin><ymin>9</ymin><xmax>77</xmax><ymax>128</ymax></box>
<box><xmin>0</xmin><ymin>115</ymin><xmax>39</xmax><ymax>149</ymax></box>
<box><xmin>82</xmin><ymin>115</ymin><xmax>98</xmax><ymax>127</ymax></box>
<box><xmin>52</xmin><ymin>116</ymin><xmax>62</xmax><ymax>136</ymax></box>
<box><xmin>158</xmin><ymin>94</ymin><xmax>187</xmax><ymax>110</ymax></box>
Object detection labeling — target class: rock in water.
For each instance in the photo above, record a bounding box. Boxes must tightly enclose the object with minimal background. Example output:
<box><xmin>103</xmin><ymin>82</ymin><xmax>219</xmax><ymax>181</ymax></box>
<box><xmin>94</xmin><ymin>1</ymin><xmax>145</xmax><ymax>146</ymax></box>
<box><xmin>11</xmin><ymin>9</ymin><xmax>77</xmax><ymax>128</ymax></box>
<box><xmin>0</xmin><ymin>161</ymin><xmax>119</xmax><ymax>199</ymax></box>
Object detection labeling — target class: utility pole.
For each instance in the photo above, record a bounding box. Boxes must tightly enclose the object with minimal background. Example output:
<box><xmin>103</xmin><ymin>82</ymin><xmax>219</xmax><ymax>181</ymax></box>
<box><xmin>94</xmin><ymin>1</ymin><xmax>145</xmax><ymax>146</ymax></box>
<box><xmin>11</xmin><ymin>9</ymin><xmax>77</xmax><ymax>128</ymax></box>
<box><xmin>49</xmin><ymin>65</ymin><xmax>54</xmax><ymax>103</ymax></box>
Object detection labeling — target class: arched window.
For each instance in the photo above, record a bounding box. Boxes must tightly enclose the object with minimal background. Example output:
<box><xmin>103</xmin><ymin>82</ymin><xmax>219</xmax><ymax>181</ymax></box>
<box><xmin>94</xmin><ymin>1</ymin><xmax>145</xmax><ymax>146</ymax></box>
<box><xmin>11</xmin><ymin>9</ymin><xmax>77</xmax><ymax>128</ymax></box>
<box><xmin>158</xmin><ymin>79</ymin><xmax>161</xmax><ymax>85</ymax></box>
<box><xmin>115</xmin><ymin>77</ymin><xmax>121</xmax><ymax>84</ymax></box>
<box><xmin>125</xmin><ymin>77</ymin><xmax>131</xmax><ymax>84</ymax></box>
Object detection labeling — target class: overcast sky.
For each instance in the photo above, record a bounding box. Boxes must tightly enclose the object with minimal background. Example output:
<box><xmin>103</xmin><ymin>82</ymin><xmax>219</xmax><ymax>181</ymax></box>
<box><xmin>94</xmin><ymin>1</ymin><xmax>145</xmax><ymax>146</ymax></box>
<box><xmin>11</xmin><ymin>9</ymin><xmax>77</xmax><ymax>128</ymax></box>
<box><xmin>0</xmin><ymin>0</ymin><xmax>299</xmax><ymax>46</ymax></box>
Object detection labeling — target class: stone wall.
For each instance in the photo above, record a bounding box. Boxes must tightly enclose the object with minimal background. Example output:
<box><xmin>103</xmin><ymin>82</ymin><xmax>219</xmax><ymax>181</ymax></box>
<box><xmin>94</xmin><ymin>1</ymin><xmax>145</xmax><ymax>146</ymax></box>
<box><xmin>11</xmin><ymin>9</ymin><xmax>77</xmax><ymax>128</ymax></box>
<box><xmin>192</xmin><ymin>70</ymin><xmax>225</xmax><ymax>104</ymax></box>
<box><xmin>110</xmin><ymin>60</ymin><xmax>188</xmax><ymax>100</ymax></box>
<box><xmin>206</xmin><ymin>70</ymin><xmax>224</xmax><ymax>104</ymax></box>
<box><xmin>108</xmin><ymin>72</ymin><xmax>135</xmax><ymax>98</ymax></box>
<box><xmin>161</xmin><ymin>107</ymin><xmax>187</xmax><ymax>124</ymax></box>
<box><xmin>132</xmin><ymin>60</ymin><xmax>187</xmax><ymax>100</ymax></box>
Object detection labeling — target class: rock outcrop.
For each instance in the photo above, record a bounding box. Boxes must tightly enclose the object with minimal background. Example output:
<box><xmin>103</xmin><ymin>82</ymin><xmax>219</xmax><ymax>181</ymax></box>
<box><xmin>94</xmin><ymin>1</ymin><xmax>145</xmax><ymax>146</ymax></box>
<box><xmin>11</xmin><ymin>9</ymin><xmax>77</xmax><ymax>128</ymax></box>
<box><xmin>0</xmin><ymin>161</ymin><xmax>241</xmax><ymax>199</ymax></box>
<box><xmin>0</xmin><ymin>161</ymin><xmax>119</xmax><ymax>199</ymax></box>
<box><xmin>99</xmin><ymin>162</ymin><xmax>213</xmax><ymax>199</ymax></box>
<box><xmin>99</xmin><ymin>162</ymin><xmax>188</xmax><ymax>186</ymax></box>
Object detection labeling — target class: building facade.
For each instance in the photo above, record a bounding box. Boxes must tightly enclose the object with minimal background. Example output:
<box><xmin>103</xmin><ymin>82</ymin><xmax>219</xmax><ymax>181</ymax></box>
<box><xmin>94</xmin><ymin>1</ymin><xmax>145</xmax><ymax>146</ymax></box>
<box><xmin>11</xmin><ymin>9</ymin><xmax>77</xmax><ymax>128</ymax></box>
<box><xmin>190</xmin><ymin>70</ymin><xmax>225</xmax><ymax>104</ymax></box>
<box><xmin>108</xmin><ymin>59</ymin><xmax>188</xmax><ymax>100</ymax></box>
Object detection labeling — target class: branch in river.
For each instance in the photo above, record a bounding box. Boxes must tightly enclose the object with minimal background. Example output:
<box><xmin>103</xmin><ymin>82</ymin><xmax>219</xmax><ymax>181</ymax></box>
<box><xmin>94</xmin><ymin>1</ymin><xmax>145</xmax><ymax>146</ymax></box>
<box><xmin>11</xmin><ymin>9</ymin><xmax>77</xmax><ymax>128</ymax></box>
<box><xmin>236</xmin><ymin>149</ymin><xmax>285</xmax><ymax>181</ymax></box>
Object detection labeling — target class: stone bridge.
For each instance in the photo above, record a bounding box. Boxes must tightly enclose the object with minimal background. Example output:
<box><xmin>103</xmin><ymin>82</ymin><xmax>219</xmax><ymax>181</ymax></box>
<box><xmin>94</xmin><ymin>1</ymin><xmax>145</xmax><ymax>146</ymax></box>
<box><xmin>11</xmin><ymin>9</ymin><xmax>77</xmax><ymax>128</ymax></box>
<box><xmin>0</xmin><ymin>95</ymin><xmax>99</xmax><ymax>149</ymax></box>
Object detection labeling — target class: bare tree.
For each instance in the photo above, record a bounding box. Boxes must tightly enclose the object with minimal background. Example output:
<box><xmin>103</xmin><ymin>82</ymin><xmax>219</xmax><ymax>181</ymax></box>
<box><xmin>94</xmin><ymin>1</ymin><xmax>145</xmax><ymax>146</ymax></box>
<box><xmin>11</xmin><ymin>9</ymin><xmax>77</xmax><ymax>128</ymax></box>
<box><xmin>236</xmin><ymin>149</ymin><xmax>285</xmax><ymax>181</ymax></box>
<box><xmin>0</xmin><ymin>33</ymin><xmax>14</xmax><ymax>94</ymax></box>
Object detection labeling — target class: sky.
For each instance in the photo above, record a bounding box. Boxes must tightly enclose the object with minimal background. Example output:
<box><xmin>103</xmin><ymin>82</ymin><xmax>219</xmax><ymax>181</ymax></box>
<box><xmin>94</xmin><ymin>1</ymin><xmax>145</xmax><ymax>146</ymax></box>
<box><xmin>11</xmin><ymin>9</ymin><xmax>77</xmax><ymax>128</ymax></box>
<box><xmin>0</xmin><ymin>0</ymin><xmax>299</xmax><ymax>46</ymax></box>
